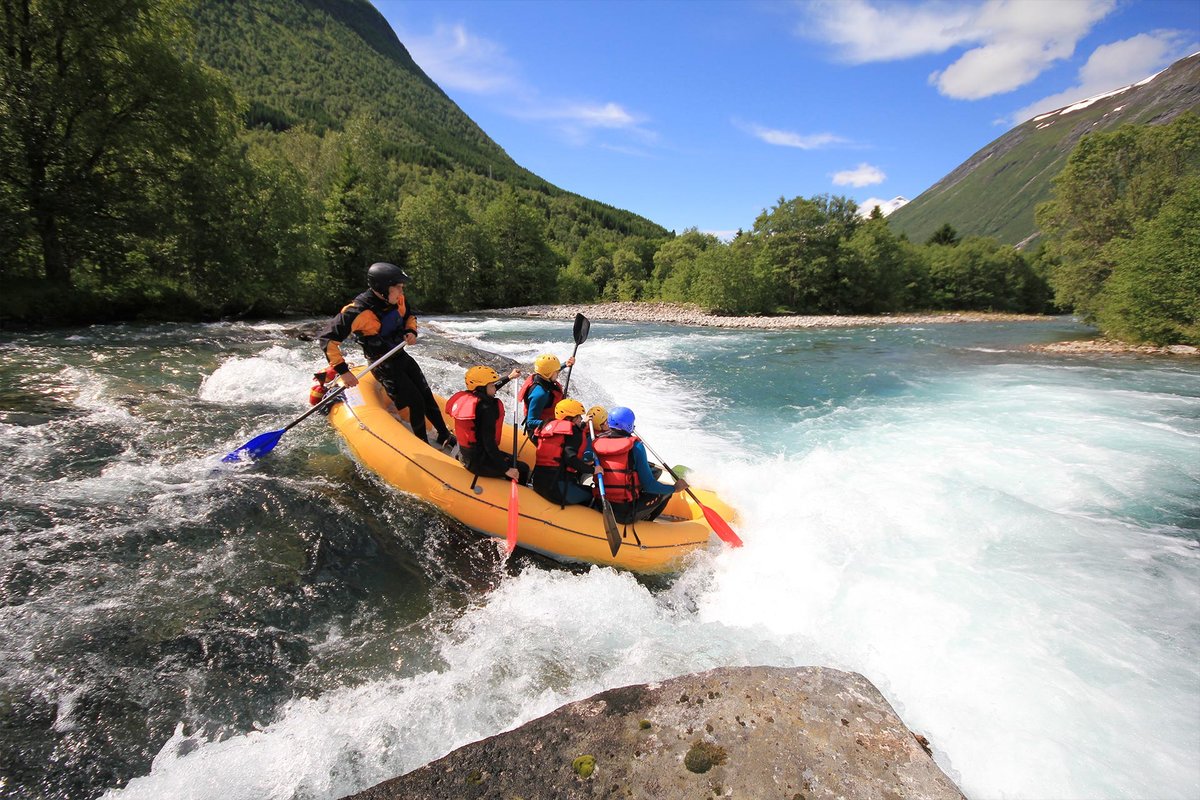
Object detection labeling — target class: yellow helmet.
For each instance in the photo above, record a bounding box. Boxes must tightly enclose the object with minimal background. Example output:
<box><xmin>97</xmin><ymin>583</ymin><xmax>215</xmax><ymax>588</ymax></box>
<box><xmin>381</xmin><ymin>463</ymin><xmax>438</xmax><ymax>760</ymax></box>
<box><xmin>464</xmin><ymin>365</ymin><xmax>499</xmax><ymax>391</ymax></box>
<box><xmin>588</xmin><ymin>405</ymin><xmax>608</xmax><ymax>428</ymax></box>
<box><xmin>554</xmin><ymin>398</ymin><xmax>585</xmax><ymax>420</ymax></box>
<box><xmin>534</xmin><ymin>354</ymin><xmax>561</xmax><ymax>379</ymax></box>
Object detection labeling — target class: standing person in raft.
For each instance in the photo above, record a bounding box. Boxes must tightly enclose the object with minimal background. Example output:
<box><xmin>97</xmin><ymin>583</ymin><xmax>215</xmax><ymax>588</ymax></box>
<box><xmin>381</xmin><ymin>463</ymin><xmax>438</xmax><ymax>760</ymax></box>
<box><xmin>531</xmin><ymin>398</ymin><xmax>594</xmax><ymax>506</ymax></box>
<box><xmin>317</xmin><ymin>261</ymin><xmax>456</xmax><ymax>450</ymax></box>
<box><xmin>518</xmin><ymin>353</ymin><xmax>575</xmax><ymax>433</ymax></box>
<box><xmin>447</xmin><ymin>365</ymin><xmax>530</xmax><ymax>484</ymax></box>
<box><xmin>591</xmin><ymin>407</ymin><xmax>687</xmax><ymax>523</ymax></box>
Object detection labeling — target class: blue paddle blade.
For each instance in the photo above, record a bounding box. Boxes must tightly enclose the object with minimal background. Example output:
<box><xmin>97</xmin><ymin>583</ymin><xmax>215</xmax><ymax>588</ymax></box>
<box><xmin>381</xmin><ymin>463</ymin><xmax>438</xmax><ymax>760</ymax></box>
<box><xmin>222</xmin><ymin>429</ymin><xmax>285</xmax><ymax>463</ymax></box>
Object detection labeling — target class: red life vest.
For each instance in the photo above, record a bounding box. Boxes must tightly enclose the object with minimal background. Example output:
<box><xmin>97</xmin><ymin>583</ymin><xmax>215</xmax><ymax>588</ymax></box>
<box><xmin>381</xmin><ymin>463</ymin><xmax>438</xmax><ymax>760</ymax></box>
<box><xmin>446</xmin><ymin>391</ymin><xmax>504</xmax><ymax>449</ymax></box>
<box><xmin>534</xmin><ymin>418</ymin><xmax>579</xmax><ymax>471</ymax></box>
<box><xmin>309</xmin><ymin>366</ymin><xmax>339</xmax><ymax>405</ymax></box>
<box><xmin>591</xmin><ymin>433</ymin><xmax>640</xmax><ymax>503</ymax></box>
<box><xmin>518</xmin><ymin>374</ymin><xmax>564</xmax><ymax>428</ymax></box>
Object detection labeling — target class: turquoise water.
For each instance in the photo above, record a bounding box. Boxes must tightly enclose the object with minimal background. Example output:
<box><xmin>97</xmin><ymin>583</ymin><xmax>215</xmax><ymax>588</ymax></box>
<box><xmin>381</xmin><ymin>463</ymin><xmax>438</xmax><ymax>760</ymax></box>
<box><xmin>2</xmin><ymin>316</ymin><xmax>1197</xmax><ymax>799</ymax></box>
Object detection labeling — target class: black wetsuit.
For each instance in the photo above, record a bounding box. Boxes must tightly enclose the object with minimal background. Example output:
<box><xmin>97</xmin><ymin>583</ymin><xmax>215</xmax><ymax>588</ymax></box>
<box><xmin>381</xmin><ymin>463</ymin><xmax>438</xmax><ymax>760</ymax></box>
<box><xmin>317</xmin><ymin>289</ymin><xmax>451</xmax><ymax>444</ymax></box>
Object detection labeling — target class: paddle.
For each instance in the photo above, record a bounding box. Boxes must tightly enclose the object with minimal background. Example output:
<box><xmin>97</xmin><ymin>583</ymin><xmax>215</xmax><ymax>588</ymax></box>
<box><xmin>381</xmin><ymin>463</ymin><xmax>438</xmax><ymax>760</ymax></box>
<box><xmin>560</xmin><ymin>313</ymin><xmax>590</xmax><ymax>397</ymax></box>
<box><xmin>506</xmin><ymin>379</ymin><xmax>520</xmax><ymax>554</ymax></box>
<box><xmin>588</xmin><ymin>419</ymin><xmax>622</xmax><ymax>557</ymax></box>
<box><xmin>221</xmin><ymin>341</ymin><xmax>407</xmax><ymax>463</ymax></box>
<box><xmin>637</xmin><ymin>436</ymin><xmax>744</xmax><ymax>548</ymax></box>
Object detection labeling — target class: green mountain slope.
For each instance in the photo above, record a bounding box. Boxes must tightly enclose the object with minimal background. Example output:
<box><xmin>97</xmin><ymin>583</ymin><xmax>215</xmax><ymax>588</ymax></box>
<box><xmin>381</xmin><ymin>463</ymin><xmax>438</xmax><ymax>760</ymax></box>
<box><xmin>189</xmin><ymin>0</ymin><xmax>667</xmax><ymax>238</ymax></box>
<box><xmin>889</xmin><ymin>52</ymin><xmax>1200</xmax><ymax>247</ymax></box>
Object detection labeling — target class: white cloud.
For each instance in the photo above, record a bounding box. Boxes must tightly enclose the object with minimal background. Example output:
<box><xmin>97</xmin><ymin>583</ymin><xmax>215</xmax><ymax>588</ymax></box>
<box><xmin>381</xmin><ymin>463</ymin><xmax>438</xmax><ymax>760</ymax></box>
<box><xmin>565</xmin><ymin>102</ymin><xmax>639</xmax><ymax>129</ymax></box>
<box><xmin>403</xmin><ymin>23</ymin><xmax>518</xmax><ymax>94</ymax></box>
<box><xmin>800</xmin><ymin>0</ymin><xmax>976</xmax><ymax>62</ymax></box>
<box><xmin>598</xmin><ymin>143</ymin><xmax>653</xmax><ymax>158</ymax></box>
<box><xmin>1010</xmin><ymin>31</ymin><xmax>1198</xmax><ymax>123</ymax></box>
<box><xmin>932</xmin><ymin>38</ymin><xmax>1069</xmax><ymax>99</ymax></box>
<box><xmin>742</xmin><ymin>122</ymin><xmax>848</xmax><ymax>149</ymax></box>
<box><xmin>401</xmin><ymin>22</ymin><xmax>653</xmax><ymax>149</ymax></box>
<box><xmin>832</xmin><ymin>162</ymin><xmax>886</xmax><ymax>187</ymax></box>
<box><xmin>512</xmin><ymin>102</ymin><xmax>655</xmax><ymax>148</ymax></box>
<box><xmin>801</xmin><ymin>0</ymin><xmax>1116</xmax><ymax>100</ymax></box>
<box><xmin>514</xmin><ymin>101</ymin><xmax>643</xmax><ymax>129</ymax></box>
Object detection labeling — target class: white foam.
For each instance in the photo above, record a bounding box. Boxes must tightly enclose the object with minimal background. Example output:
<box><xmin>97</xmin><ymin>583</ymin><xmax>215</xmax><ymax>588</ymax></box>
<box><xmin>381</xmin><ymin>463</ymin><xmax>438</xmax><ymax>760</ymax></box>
<box><xmin>107</xmin><ymin>321</ymin><xmax>1200</xmax><ymax>800</ymax></box>
<box><xmin>198</xmin><ymin>346</ymin><xmax>322</xmax><ymax>407</ymax></box>
<box><xmin>107</xmin><ymin>567</ymin><xmax>791</xmax><ymax>800</ymax></box>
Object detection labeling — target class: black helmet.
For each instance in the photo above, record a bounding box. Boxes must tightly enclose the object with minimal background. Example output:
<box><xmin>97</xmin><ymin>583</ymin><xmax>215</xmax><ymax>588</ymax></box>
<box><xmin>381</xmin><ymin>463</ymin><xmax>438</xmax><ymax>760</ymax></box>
<box><xmin>367</xmin><ymin>262</ymin><xmax>411</xmax><ymax>294</ymax></box>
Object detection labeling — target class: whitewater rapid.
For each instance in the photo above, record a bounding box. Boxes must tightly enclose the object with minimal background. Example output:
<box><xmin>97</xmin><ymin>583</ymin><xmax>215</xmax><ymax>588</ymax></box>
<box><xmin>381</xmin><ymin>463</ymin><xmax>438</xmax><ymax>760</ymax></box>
<box><xmin>79</xmin><ymin>316</ymin><xmax>1200</xmax><ymax>799</ymax></box>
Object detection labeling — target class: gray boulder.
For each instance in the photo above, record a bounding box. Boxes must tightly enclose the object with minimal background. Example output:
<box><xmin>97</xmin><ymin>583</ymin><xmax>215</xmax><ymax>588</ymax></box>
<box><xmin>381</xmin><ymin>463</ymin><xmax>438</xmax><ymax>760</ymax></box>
<box><xmin>345</xmin><ymin>666</ymin><xmax>965</xmax><ymax>800</ymax></box>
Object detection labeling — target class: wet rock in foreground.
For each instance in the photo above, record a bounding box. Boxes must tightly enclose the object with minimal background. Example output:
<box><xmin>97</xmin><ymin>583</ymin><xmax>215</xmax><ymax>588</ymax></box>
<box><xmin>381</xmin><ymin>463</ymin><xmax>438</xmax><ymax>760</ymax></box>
<box><xmin>344</xmin><ymin>666</ymin><xmax>965</xmax><ymax>800</ymax></box>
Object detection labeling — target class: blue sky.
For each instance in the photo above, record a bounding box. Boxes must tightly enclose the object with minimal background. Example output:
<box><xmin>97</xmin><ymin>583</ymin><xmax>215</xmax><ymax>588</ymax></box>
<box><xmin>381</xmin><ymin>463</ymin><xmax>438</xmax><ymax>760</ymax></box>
<box><xmin>375</xmin><ymin>0</ymin><xmax>1198</xmax><ymax>236</ymax></box>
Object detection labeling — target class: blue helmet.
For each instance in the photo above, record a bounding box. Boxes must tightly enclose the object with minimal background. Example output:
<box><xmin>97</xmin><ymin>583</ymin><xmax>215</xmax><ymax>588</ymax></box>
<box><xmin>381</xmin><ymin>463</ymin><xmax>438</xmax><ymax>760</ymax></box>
<box><xmin>608</xmin><ymin>406</ymin><xmax>635</xmax><ymax>433</ymax></box>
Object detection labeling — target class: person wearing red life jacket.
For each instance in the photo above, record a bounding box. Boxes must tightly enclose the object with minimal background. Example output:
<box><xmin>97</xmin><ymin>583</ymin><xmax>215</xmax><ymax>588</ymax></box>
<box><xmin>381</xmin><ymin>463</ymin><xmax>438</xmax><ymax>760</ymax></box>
<box><xmin>591</xmin><ymin>406</ymin><xmax>687</xmax><ymax>523</ymax></box>
<box><xmin>518</xmin><ymin>353</ymin><xmax>576</xmax><ymax>433</ymax></box>
<box><xmin>446</xmin><ymin>365</ymin><xmax>529</xmax><ymax>484</ymax></box>
<box><xmin>531</xmin><ymin>398</ymin><xmax>594</xmax><ymax>506</ymax></box>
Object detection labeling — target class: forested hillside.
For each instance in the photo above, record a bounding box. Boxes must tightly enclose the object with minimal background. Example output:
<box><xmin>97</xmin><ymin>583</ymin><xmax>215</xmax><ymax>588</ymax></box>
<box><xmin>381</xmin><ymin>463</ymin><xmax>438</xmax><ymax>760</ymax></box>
<box><xmin>188</xmin><ymin>0</ymin><xmax>666</xmax><ymax>241</ymax></box>
<box><xmin>12</xmin><ymin>0</ymin><xmax>1177</xmax><ymax>332</ymax></box>
<box><xmin>0</xmin><ymin>0</ymin><xmax>668</xmax><ymax>324</ymax></box>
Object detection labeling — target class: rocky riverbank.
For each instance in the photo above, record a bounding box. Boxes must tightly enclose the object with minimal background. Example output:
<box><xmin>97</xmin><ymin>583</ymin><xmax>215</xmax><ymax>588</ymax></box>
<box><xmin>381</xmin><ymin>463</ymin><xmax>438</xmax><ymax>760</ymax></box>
<box><xmin>1031</xmin><ymin>339</ymin><xmax>1199</xmax><ymax>357</ymax></box>
<box><xmin>485</xmin><ymin>301</ymin><xmax>1049</xmax><ymax>330</ymax></box>
<box><xmin>477</xmin><ymin>305</ymin><xmax>1199</xmax><ymax>356</ymax></box>
<box><xmin>344</xmin><ymin>666</ymin><xmax>965</xmax><ymax>800</ymax></box>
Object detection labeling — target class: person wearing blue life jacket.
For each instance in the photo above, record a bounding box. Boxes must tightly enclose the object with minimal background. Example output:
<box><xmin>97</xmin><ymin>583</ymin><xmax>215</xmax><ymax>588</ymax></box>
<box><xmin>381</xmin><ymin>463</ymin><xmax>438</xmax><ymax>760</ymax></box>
<box><xmin>317</xmin><ymin>261</ymin><xmax>455</xmax><ymax>450</ymax></box>
<box><xmin>518</xmin><ymin>353</ymin><xmax>575</xmax><ymax>433</ymax></box>
<box><xmin>590</xmin><ymin>407</ymin><xmax>687</xmax><ymax>523</ymax></box>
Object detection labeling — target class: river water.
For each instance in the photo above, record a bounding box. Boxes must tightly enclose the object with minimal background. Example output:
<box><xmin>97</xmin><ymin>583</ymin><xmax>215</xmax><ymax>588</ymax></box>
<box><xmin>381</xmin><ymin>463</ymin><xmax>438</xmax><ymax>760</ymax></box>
<box><xmin>0</xmin><ymin>316</ymin><xmax>1197</xmax><ymax>800</ymax></box>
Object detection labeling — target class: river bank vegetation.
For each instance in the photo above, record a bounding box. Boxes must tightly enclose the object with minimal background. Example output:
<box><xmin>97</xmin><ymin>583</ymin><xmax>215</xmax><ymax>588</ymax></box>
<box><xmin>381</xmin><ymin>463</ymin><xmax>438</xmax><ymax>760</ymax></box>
<box><xmin>2</xmin><ymin>1</ymin><xmax>1194</xmax><ymax>345</ymax></box>
<box><xmin>1036</xmin><ymin>112</ymin><xmax>1199</xmax><ymax>346</ymax></box>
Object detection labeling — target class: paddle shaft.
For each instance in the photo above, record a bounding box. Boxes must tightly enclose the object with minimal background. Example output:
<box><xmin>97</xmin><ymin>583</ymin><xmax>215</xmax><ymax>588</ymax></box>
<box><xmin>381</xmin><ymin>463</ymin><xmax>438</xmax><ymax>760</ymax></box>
<box><xmin>636</xmin><ymin>438</ymin><xmax>692</xmax><ymax>498</ymax></box>
<box><xmin>560</xmin><ymin>341</ymin><xmax>581</xmax><ymax>397</ymax></box>
<box><xmin>511</xmin><ymin>378</ymin><xmax>520</xmax><ymax>463</ymax></box>
<box><xmin>588</xmin><ymin>419</ymin><xmax>622</xmax><ymax>556</ymax></box>
<box><xmin>291</xmin><ymin>341</ymin><xmax>408</xmax><ymax>431</ymax></box>
<box><xmin>506</xmin><ymin>380</ymin><xmax>521</xmax><ymax>553</ymax></box>
<box><xmin>587</xmin><ymin>420</ymin><xmax>609</xmax><ymax>500</ymax></box>
<box><xmin>637</xmin><ymin>436</ymin><xmax>742</xmax><ymax>547</ymax></box>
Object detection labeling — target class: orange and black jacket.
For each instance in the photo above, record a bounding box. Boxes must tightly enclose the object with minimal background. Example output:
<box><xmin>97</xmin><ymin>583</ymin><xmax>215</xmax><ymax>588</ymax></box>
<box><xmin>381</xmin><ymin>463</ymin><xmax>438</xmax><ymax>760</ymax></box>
<box><xmin>317</xmin><ymin>290</ymin><xmax>418</xmax><ymax>376</ymax></box>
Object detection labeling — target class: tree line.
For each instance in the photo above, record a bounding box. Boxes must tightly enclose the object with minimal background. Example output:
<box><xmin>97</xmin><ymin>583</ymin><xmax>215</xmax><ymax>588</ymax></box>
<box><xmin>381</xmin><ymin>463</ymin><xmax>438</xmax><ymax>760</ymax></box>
<box><xmin>4</xmin><ymin>0</ymin><xmax>1191</xmax><ymax>344</ymax></box>
<box><xmin>559</xmin><ymin>201</ymin><xmax>1053</xmax><ymax>316</ymax></box>
<box><xmin>0</xmin><ymin>0</ymin><xmax>654</xmax><ymax>322</ymax></box>
<box><xmin>1036</xmin><ymin>111</ymin><xmax>1199</xmax><ymax>345</ymax></box>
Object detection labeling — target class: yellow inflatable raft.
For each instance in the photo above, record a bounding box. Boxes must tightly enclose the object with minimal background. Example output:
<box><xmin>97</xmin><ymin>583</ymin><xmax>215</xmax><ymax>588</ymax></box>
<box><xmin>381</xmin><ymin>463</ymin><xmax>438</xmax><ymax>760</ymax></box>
<box><xmin>327</xmin><ymin>371</ymin><xmax>738</xmax><ymax>573</ymax></box>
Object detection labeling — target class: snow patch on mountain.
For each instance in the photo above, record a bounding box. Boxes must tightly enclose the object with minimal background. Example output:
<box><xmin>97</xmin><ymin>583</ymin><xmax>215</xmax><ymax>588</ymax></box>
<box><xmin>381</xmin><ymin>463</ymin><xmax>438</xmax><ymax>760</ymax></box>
<box><xmin>1029</xmin><ymin>54</ymin><xmax>1194</xmax><ymax>124</ymax></box>
<box><xmin>857</xmin><ymin>196</ymin><xmax>909</xmax><ymax>218</ymax></box>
